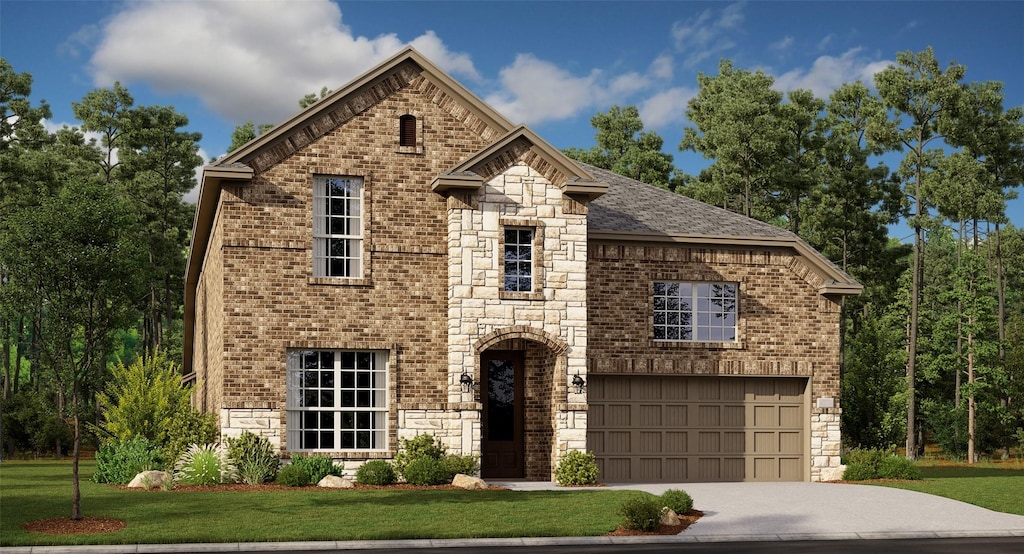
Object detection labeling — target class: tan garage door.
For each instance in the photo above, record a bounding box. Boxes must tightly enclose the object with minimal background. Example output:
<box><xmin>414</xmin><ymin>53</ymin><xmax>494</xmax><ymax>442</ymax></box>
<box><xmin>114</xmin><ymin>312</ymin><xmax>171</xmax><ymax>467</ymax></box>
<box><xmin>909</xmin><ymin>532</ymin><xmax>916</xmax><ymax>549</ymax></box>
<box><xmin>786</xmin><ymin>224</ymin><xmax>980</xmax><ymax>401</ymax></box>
<box><xmin>587</xmin><ymin>375</ymin><xmax>806</xmax><ymax>482</ymax></box>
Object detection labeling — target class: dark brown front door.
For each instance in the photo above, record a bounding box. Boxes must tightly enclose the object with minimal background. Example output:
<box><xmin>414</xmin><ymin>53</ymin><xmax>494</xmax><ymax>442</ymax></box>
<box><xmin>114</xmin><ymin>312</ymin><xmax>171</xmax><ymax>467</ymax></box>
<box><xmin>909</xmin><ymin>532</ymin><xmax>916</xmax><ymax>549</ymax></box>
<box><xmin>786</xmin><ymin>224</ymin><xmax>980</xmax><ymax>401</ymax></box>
<box><xmin>480</xmin><ymin>351</ymin><xmax>524</xmax><ymax>478</ymax></box>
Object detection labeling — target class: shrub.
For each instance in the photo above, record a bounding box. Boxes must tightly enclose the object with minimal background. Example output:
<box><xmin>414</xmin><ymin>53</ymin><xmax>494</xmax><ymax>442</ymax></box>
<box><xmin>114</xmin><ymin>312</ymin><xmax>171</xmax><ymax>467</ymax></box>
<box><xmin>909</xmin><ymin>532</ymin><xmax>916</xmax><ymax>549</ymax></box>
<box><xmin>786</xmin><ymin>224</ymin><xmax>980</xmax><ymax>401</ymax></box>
<box><xmin>227</xmin><ymin>432</ymin><xmax>280</xmax><ymax>484</ymax></box>
<box><xmin>619</xmin><ymin>494</ymin><xmax>662</xmax><ymax>531</ymax></box>
<box><xmin>160</xmin><ymin>407</ymin><xmax>218</xmax><ymax>471</ymax></box>
<box><xmin>93</xmin><ymin>437</ymin><xmax>161</xmax><ymax>484</ymax></box>
<box><xmin>97</xmin><ymin>350</ymin><xmax>191</xmax><ymax>445</ymax></box>
<box><xmin>660</xmin><ymin>488</ymin><xmax>693</xmax><ymax>514</ymax></box>
<box><xmin>290</xmin><ymin>453</ymin><xmax>342</xmax><ymax>484</ymax></box>
<box><xmin>403</xmin><ymin>457</ymin><xmax>450</xmax><ymax>485</ymax></box>
<box><xmin>878</xmin><ymin>455</ymin><xmax>922</xmax><ymax>480</ymax></box>
<box><xmin>276</xmin><ymin>463</ymin><xmax>310</xmax><ymax>487</ymax></box>
<box><xmin>393</xmin><ymin>434</ymin><xmax>447</xmax><ymax>478</ymax></box>
<box><xmin>175</xmin><ymin>444</ymin><xmax>236</xmax><ymax>485</ymax></box>
<box><xmin>1</xmin><ymin>389</ymin><xmax>73</xmax><ymax>457</ymax></box>
<box><xmin>442</xmin><ymin>454</ymin><xmax>479</xmax><ymax>478</ymax></box>
<box><xmin>554</xmin><ymin>450</ymin><xmax>599</xmax><ymax>486</ymax></box>
<box><xmin>843</xmin><ymin>447</ymin><xmax>921</xmax><ymax>480</ymax></box>
<box><xmin>355</xmin><ymin>460</ymin><xmax>397</xmax><ymax>485</ymax></box>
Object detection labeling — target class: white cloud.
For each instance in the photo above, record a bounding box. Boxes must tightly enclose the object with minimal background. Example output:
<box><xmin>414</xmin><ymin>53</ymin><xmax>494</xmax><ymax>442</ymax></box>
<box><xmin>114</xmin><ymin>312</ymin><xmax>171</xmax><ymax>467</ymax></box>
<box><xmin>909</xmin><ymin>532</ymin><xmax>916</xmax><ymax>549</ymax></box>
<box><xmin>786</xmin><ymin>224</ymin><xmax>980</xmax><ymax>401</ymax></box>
<box><xmin>671</xmin><ymin>2</ymin><xmax>745</xmax><ymax>68</ymax></box>
<box><xmin>639</xmin><ymin>87</ymin><xmax>697</xmax><ymax>129</ymax></box>
<box><xmin>772</xmin><ymin>48</ymin><xmax>893</xmax><ymax>97</ymax></box>
<box><xmin>484</xmin><ymin>54</ymin><xmax>602</xmax><ymax>124</ymax></box>
<box><xmin>816</xmin><ymin>33</ymin><xmax>836</xmax><ymax>51</ymax></box>
<box><xmin>87</xmin><ymin>0</ymin><xmax>480</xmax><ymax>125</ymax></box>
<box><xmin>649</xmin><ymin>55</ymin><xmax>674</xmax><ymax>80</ymax></box>
<box><xmin>770</xmin><ymin>36</ymin><xmax>795</xmax><ymax>52</ymax></box>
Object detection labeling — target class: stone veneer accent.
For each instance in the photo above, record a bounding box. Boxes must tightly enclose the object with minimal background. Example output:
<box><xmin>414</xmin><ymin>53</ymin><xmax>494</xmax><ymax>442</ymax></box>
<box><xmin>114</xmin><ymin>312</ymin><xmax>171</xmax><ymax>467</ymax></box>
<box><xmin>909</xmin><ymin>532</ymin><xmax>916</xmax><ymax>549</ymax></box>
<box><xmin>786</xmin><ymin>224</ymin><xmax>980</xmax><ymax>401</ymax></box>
<box><xmin>447</xmin><ymin>161</ymin><xmax>588</xmax><ymax>479</ymax></box>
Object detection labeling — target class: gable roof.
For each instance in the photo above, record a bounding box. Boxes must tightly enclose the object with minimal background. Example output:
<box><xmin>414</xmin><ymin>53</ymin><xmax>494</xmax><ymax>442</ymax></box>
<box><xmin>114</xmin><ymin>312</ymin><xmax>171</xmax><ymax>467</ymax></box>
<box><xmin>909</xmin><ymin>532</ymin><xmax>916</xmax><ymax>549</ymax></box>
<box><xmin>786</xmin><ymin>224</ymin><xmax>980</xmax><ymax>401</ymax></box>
<box><xmin>583</xmin><ymin>163</ymin><xmax>861</xmax><ymax>295</ymax></box>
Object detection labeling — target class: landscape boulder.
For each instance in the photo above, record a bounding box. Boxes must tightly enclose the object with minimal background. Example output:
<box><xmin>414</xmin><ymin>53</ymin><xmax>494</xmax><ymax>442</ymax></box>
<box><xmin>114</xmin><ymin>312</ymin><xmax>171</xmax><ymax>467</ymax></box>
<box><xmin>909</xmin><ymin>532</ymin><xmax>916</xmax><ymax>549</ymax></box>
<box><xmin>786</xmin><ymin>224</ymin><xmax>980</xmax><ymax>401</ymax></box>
<box><xmin>317</xmin><ymin>475</ymin><xmax>354</xmax><ymax>488</ymax></box>
<box><xmin>452</xmin><ymin>473</ymin><xmax>487</xmax><ymax>490</ymax></box>
<box><xmin>127</xmin><ymin>470</ymin><xmax>172</xmax><ymax>490</ymax></box>
<box><xmin>660</xmin><ymin>507</ymin><xmax>681</xmax><ymax>526</ymax></box>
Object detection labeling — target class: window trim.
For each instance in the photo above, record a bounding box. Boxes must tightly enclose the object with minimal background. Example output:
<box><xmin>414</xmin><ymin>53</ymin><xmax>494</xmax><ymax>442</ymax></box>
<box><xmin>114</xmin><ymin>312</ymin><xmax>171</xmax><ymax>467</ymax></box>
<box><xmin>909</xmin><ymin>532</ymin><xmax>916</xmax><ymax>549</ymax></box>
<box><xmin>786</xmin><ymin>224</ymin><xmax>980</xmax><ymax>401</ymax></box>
<box><xmin>286</xmin><ymin>349</ymin><xmax>389</xmax><ymax>453</ymax></box>
<box><xmin>652</xmin><ymin>280</ymin><xmax>739</xmax><ymax>344</ymax></box>
<box><xmin>312</xmin><ymin>174</ymin><xmax>364</xmax><ymax>280</ymax></box>
<box><xmin>498</xmin><ymin>218</ymin><xmax>544</xmax><ymax>300</ymax></box>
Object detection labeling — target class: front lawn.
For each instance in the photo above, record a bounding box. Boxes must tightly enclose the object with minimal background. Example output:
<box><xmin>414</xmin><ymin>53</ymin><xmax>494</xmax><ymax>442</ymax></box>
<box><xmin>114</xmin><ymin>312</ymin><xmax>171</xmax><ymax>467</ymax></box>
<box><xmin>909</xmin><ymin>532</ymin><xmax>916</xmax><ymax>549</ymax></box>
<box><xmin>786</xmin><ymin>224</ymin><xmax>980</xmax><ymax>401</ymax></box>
<box><xmin>869</xmin><ymin>460</ymin><xmax>1024</xmax><ymax>516</ymax></box>
<box><xmin>0</xmin><ymin>461</ymin><xmax>636</xmax><ymax>546</ymax></box>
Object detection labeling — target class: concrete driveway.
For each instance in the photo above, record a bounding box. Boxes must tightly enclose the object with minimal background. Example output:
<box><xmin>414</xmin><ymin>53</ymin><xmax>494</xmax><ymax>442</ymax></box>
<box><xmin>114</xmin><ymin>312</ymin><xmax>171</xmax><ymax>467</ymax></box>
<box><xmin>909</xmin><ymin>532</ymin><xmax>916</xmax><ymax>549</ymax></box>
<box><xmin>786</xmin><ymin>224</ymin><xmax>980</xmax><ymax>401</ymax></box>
<box><xmin>498</xmin><ymin>481</ymin><xmax>1024</xmax><ymax>541</ymax></box>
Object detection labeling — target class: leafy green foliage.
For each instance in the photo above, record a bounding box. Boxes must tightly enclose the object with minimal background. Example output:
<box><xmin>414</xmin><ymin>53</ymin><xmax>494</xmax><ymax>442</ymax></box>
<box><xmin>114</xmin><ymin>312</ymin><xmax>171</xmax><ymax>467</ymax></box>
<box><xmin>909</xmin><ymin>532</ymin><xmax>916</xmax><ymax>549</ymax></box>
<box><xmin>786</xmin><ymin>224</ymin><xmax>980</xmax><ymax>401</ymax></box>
<box><xmin>226</xmin><ymin>432</ymin><xmax>279</xmax><ymax>485</ymax></box>
<box><xmin>660</xmin><ymin>489</ymin><xmax>693</xmax><ymax>514</ymax></box>
<box><xmin>554</xmin><ymin>450</ymin><xmax>599</xmax><ymax>486</ymax></box>
<box><xmin>354</xmin><ymin>460</ymin><xmax>397</xmax><ymax>485</ymax></box>
<box><xmin>441</xmin><ymin>454</ymin><xmax>479</xmax><ymax>478</ymax></box>
<box><xmin>160</xmin><ymin>407</ymin><xmax>218</xmax><ymax>472</ymax></box>
<box><xmin>275</xmin><ymin>463</ymin><xmax>310</xmax><ymax>487</ymax></box>
<box><xmin>96</xmin><ymin>350</ymin><xmax>191</xmax><ymax>445</ymax></box>
<box><xmin>289</xmin><ymin>453</ymin><xmax>342</xmax><ymax>484</ymax></box>
<box><xmin>842</xmin><ymin>447</ymin><xmax>921</xmax><ymax>480</ymax></box>
<box><xmin>619</xmin><ymin>494</ymin><xmax>661</xmax><ymax>531</ymax></box>
<box><xmin>174</xmin><ymin>444</ymin><xmax>236</xmax><ymax>485</ymax></box>
<box><xmin>93</xmin><ymin>437</ymin><xmax>161</xmax><ymax>484</ymax></box>
<box><xmin>393</xmin><ymin>434</ymin><xmax>447</xmax><ymax>479</ymax></box>
<box><xmin>0</xmin><ymin>390</ymin><xmax>72</xmax><ymax>456</ymax></box>
<box><xmin>402</xmin><ymin>457</ymin><xmax>450</xmax><ymax>486</ymax></box>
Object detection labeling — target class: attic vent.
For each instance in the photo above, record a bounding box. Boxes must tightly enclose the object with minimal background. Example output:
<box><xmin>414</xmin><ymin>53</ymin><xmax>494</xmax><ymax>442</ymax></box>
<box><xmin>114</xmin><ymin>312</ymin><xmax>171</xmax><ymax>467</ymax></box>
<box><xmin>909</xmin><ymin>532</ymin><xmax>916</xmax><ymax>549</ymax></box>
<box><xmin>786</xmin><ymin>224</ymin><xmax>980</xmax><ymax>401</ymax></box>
<box><xmin>399</xmin><ymin>114</ymin><xmax>416</xmax><ymax>147</ymax></box>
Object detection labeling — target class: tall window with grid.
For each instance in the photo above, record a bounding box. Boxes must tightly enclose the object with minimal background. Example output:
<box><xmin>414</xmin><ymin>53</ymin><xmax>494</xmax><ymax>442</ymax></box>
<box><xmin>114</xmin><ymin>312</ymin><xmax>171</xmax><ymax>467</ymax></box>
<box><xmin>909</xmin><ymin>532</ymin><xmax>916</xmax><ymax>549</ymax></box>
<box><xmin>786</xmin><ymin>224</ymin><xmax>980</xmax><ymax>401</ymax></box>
<box><xmin>286</xmin><ymin>350</ymin><xmax>387</xmax><ymax>451</ymax></box>
<box><xmin>313</xmin><ymin>175</ymin><xmax>362</xmax><ymax>277</ymax></box>
<box><xmin>503</xmin><ymin>227</ymin><xmax>534</xmax><ymax>292</ymax></box>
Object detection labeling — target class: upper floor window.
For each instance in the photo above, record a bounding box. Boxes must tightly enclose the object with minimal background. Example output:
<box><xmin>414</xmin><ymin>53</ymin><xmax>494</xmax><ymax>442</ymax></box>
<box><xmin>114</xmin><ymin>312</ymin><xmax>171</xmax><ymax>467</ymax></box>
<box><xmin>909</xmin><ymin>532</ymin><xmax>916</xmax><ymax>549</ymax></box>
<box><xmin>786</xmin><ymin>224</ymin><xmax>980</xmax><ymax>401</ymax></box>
<box><xmin>503</xmin><ymin>227</ymin><xmax>534</xmax><ymax>292</ymax></box>
<box><xmin>313</xmin><ymin>175</ymin><xmax>362</xmax><ymax>278</ymax></box>
<box><xmin>653</xmin><ymin>282</ymin><xmax>737</xmax><ymax>342</ymax></box>
<box><xmin>286</xmin><ymin>349</ymin><xmax>388</xmax><ymax>451</ymax></box>
<box><xmin>399</xmin><ymin>114</ymin><xmax>416</xmax><ymax>147</ymax></box>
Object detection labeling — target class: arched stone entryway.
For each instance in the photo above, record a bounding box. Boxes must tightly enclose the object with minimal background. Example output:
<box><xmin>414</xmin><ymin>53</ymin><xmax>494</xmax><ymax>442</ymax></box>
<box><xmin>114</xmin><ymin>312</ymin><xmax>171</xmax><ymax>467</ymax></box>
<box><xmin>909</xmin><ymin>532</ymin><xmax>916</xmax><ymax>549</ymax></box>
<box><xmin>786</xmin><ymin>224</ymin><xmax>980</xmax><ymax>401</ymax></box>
<box><xmin>473</xmin><ymin>327</ymin><xmax>567</xmax><ymax>480</ymax></box>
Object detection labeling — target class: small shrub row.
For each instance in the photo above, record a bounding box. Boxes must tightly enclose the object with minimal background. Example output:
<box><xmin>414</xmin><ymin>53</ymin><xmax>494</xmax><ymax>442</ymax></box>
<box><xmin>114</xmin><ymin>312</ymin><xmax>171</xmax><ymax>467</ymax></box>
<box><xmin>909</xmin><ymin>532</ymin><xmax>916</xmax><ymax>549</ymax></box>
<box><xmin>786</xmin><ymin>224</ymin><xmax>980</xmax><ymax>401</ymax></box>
<box><xmin>393</xmin><ymin>434</ymin><xmax>479</xmax><ymax>485</ymax></box>
<box><xmin>842</xmin><ymin>447</ymin><xmax>922</xmax><ymax>480</ymax></box>
<box><xmin>619</xmin><ymin>489</ymin><xmax>694</xmax><ymax>531</ymax></box>
<box><xmin>93</xmin><ymin>437</ymin><xmax>162</xmax><ymax>484</ymax></box>
<box><xmin>227</xmin><ymin>432</ymin><xmax>280</xmax><ymax>484</ymax></box>
<box><xmin>355</xmin><ymin>460</ymin><xmax>397</xmax><ymax>485</ymax></box>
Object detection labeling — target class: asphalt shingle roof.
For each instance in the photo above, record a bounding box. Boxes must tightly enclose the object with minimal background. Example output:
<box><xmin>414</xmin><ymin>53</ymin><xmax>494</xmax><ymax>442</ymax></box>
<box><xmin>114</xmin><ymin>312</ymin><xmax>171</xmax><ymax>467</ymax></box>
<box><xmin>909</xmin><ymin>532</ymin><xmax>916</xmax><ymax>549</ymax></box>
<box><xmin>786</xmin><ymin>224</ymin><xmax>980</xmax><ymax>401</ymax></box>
<box><xmin>584</xmin><ymin>163</ymin><xmax>796</xmax><ymax>240</ymax></box>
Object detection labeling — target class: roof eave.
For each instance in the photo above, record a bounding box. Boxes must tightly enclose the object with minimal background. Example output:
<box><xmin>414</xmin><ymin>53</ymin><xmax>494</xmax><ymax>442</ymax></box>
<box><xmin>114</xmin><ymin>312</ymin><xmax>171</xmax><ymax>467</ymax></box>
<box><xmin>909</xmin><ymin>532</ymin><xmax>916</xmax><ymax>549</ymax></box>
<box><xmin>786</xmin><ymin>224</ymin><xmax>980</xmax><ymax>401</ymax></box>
<box><xmin>182</xmin><ymin>165</ymin><xmax>254</xmax><ymax>375</ymax></box>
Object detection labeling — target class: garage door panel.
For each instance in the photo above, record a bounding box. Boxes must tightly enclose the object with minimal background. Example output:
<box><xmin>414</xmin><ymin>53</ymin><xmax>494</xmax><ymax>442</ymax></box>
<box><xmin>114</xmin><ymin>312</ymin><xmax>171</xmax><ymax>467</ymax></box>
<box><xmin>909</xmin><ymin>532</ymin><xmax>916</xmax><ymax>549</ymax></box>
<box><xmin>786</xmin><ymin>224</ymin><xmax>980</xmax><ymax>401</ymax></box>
<box><xmin>639</xmin><ymin>405</ymin><xmax>661</xmax><ymax>426</ymax></box>
<box><xmin>588</xmin><ymin>376</ymin><xmax>807</xmax><ymax>482</ymax></box>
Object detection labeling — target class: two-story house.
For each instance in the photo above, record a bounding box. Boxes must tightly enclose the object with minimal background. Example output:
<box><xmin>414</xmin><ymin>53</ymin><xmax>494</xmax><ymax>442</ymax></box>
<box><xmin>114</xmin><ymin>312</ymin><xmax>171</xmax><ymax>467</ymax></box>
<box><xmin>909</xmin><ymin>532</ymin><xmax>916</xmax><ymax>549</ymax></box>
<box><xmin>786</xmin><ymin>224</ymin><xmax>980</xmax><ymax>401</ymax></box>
<box><xmin>184</xmin><ymin>48</ymin><xmax>860</xmax><ymax>483</ymax></box>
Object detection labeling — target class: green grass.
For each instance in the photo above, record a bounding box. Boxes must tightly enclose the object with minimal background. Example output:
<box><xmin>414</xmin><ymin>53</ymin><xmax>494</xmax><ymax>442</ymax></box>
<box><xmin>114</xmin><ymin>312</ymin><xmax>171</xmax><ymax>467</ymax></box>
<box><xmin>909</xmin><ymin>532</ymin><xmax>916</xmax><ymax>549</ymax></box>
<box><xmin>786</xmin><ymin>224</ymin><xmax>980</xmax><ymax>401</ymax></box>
<box><xmin>0</xmin><ymin>461</ymin><xmax>637</xmax><ymax>546</ymax></box>
<box><xmin>868</xmin><ymin>460</ymin><xmax>1024</xmax><ymax>515</ymax></box>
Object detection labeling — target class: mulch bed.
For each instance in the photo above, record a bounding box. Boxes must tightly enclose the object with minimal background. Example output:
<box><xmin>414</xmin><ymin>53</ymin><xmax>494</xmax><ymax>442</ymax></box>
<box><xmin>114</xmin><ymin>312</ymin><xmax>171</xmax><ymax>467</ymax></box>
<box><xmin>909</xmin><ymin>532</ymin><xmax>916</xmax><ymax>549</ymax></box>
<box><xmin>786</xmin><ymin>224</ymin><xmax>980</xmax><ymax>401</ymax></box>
<box><xmin>22</xmin><ymin>517</ymin><xmax>126</xmax><ymax>535</ymax></box>
<box><xmin>606</xmin><ymin>510</ymin><xmax>703</xmax><ymax>536</ymax></box>
<box><xmin>113</xmin><ymin>483</ymin><xmax>510</xmax><ymax>492</ymax></box>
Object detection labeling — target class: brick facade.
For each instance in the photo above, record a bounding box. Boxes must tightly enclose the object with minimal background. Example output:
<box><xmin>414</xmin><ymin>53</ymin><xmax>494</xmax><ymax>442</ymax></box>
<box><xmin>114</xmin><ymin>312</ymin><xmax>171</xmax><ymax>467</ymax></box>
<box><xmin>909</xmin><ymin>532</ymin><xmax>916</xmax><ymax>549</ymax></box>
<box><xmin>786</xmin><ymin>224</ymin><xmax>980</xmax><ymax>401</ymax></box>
<box><xmin>187</xmin><ymin>49</ymin><xmax>852</xmax><ymax>483</ymax></box>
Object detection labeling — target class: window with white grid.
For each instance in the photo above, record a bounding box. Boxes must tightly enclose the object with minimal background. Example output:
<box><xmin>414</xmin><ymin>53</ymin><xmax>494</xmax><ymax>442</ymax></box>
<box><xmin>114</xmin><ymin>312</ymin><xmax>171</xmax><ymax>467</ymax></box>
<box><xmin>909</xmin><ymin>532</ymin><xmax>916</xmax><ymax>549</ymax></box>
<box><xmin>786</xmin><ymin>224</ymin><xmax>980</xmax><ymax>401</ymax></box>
<box><xmin>313</xmin><ymin>176</ymin><xmax>362</xmax><ymax>278</ymax></box>
<box><xmin>503</xmin><ymin>227</ymin><xmax>534</xmax><ymax>292</ymax></box>
<box><xmin>653</xmin><ymin>282</ymin><xmax>738</xmax><ymax>342</ymax></box>
<box><xmin>286</xmin><ymin>350</ymin><xmax>387</xmax><ymax>451</ymax></box>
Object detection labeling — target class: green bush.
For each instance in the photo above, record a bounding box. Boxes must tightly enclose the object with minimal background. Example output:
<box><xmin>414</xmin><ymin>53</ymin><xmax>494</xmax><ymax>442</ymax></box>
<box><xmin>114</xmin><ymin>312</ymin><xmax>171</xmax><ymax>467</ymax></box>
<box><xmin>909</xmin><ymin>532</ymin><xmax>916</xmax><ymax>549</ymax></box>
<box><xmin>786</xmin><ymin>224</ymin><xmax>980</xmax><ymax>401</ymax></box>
<box><xmin>276</xmin><ymin>463</ymin><xmax>310</xmax><ymax>487</ymax></box>
<box><xmin>226</xmin><ymin>432</ymin><xmax>280</xmax><ymax>484</ymax></box>
<box><xmin>403</xmin><ymin>457</ymin><xmax>450</xmax><ymax>485</ymax></box>
<box><xmin>554</xmin><ymin>450</ymin><xmax>599</xmax><ymax>486</ymax></box>
<box><xmin>878</xmin><ymin>455</ymin><xmax>922</xmax><ymax>480</ymax></box>
<box><xmin>619</xmin><ymin>494</ymin><xmax>661</xmax><ymax>531</ymax></box>
<box><xmin>442</xmin><ymin>454</ymin><xmax>479</xmax><ymax>478</ymax></box>
<box><xmin>660</xmin><ymin>488</ymin><xmax>693</xmax><ymax>514</ymax></box>
<box><xmin>290</xmin><ymin>453</ymin><xmax>342</xmax><ymax>484</ymax></box>
<box><xmin>175</xmin><ymin>444</ymin><xmax>236</xmax><ymax>485</ymax></box>
<box><xmin>160</xmin><ymin>407</ymin><xmax>218</xmax><ymax>471</ymax></box>
<box><xmin>93</xmin><ymin>437</ymin><xmax>161</xmax><ymax>484</ymax></box>
<box><xmin>843</xmin><ymin>447</ymin><xmax>921</xmax><ymax>480</ymax></box>
<box><xmin>1</xmin><ymin>389</ymin><xmax>73</xmax><ymax>457</ymax></box>
<box><xmin>393</xmin><ymin>434</ymin><xmax>447</xmax><ymax>478</ymax></box>
<box><xmin>355</xmin><ymin>460</ymin><xmax>397</xmax><ymax>485</ymax></box>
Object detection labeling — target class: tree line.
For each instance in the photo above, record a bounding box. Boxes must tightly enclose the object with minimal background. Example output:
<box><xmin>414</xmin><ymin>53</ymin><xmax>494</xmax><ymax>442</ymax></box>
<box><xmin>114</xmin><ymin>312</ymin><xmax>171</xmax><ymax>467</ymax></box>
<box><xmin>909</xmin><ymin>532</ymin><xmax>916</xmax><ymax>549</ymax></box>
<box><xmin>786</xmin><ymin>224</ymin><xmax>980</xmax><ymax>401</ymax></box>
<box><xmin>565</xmin><ymin>47</ymin><xmax>1024</xmax><ymax>461</ymax></box>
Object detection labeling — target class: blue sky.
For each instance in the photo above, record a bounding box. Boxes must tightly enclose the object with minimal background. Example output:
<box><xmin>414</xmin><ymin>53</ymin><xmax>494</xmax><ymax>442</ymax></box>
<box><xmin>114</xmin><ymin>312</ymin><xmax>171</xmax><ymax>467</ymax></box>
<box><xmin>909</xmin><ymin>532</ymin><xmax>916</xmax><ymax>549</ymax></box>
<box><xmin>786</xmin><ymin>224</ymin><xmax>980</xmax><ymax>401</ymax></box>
<box><xmin>2</xmin><ymin>0</ymin><xmax>1022</xmax><ymax>232</ymax></box>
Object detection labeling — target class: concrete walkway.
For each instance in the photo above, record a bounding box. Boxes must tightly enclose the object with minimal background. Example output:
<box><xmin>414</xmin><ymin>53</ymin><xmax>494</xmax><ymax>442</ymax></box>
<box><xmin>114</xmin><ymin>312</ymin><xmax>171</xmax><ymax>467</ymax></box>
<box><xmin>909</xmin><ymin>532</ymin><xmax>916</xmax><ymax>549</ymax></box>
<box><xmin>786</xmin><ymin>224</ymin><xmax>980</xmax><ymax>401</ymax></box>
<box><xmin>4</xmin><ymin>481</ymin><xmax>1023</xmax><ymax>552</ymax></box>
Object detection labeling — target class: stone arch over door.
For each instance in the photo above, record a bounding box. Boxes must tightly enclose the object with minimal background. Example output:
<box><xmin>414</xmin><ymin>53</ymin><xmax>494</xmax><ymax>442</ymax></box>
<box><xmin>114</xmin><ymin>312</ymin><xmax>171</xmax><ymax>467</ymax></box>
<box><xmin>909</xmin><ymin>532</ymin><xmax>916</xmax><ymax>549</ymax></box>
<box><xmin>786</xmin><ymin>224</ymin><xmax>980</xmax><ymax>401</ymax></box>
<box><xmin>474</xmin><ymin>326</ymin><xmax>568</xmax><ymax>480</ymax></box>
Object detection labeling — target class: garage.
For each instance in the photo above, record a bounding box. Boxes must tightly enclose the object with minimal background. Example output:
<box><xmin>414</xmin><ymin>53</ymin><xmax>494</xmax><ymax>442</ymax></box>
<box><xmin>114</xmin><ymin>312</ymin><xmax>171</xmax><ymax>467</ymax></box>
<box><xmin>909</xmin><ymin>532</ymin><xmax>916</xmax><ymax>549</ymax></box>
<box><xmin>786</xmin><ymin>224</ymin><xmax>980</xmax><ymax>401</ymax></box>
<box><xmin>587</xmin><ymin>375</ymin><xmax>807</xmax><ymax>482</ymax></box>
